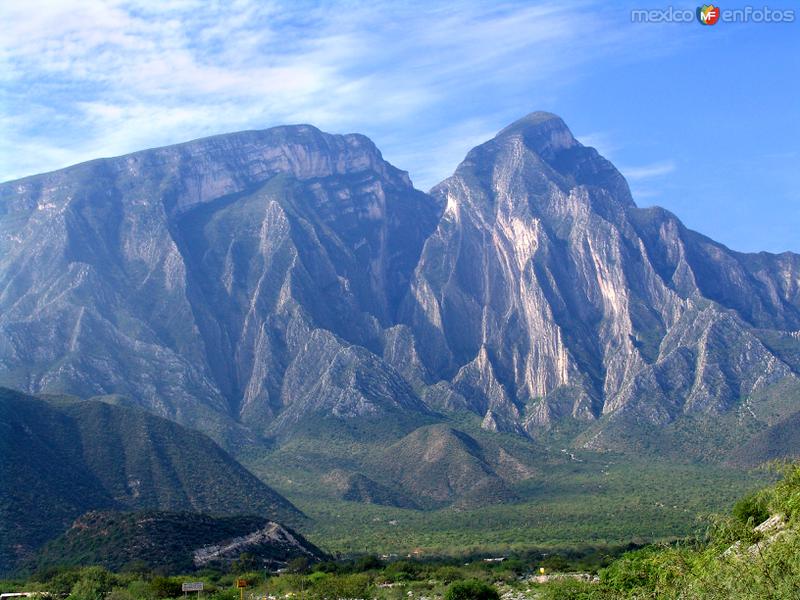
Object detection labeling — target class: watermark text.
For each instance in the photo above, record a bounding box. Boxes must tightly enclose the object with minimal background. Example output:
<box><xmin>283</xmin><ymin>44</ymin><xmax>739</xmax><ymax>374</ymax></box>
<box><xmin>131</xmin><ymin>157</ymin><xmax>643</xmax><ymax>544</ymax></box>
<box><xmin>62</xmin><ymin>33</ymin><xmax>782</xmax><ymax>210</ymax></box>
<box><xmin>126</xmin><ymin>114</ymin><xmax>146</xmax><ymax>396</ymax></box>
<box><xmin>631</xmin><ymin>5</ymin><xmax>795</xmax><ymax>24</ymax></box>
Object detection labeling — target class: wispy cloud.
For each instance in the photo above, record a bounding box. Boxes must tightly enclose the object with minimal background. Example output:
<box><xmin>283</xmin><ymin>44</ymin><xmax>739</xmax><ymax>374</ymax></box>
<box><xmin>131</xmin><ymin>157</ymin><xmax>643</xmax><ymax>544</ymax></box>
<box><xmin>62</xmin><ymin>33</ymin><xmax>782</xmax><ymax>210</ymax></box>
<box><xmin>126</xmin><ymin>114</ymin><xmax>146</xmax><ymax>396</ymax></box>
<box><xmin>618</xmin><ymin>160</ymin><xmax>677</xmax><ymax>203</ymax></box>
<box><xmin>0</xmin><ymin>0</ymin><xmax>664</xmax><ymax>185</ymax></box>
<box><xmin>620</xmin><ymin>160</ymin><xmax>676</xmax><ymax>181</ymax></box>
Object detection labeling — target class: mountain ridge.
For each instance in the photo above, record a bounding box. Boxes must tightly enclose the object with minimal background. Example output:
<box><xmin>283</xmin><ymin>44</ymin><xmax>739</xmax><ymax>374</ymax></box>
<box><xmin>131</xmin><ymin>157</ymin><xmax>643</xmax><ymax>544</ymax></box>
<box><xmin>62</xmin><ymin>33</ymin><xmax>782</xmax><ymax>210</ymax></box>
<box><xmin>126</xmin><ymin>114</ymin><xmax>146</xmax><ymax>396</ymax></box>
<box><xmin>1</xmin><ymin>111</ymin><xmax>798</xmax><ymax>463</ymax></box>
<box><xmin>0</xmin><ymin>387</ymin><xmax>302</xmax><ymax>574</ymax></box>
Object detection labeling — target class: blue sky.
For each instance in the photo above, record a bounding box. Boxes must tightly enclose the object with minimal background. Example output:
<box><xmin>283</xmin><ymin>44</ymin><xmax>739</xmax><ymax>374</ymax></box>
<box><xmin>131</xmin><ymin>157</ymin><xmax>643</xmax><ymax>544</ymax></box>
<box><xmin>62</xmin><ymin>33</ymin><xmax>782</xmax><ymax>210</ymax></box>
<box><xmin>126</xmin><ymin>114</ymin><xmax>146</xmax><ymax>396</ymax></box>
<box><xmin>1</xmin><ymin>1</ymin><xmax>798</xmax><ymax>253</ymax></box>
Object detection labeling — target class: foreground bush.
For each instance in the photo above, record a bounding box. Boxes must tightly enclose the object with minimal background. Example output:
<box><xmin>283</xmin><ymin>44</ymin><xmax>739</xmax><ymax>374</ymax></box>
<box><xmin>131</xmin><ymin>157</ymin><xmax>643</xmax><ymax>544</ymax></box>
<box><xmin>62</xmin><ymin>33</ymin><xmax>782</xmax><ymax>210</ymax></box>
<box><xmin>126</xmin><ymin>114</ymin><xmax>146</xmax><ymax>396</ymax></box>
<box><xmin>444</xmin><ymin>579</ymin><xmax>499</xmax><ymax>600</ymax></box>
<box><xmin>732</xmin><ymin>492</ymin><xmax>769</xmax><ymax>526</ymax></box>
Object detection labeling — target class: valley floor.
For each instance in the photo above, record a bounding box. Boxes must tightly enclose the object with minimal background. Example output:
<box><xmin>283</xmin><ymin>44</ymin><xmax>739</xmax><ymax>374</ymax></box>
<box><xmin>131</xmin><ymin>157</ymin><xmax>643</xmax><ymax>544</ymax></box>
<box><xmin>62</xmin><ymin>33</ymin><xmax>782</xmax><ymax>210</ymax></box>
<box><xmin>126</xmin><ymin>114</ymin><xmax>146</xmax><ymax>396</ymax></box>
<box><xmin>269</xmin><ymin>458</ymin><xmax>770</xmax><ymax>556</ymax></box>
<box><xmin>3</xmin><ymin>462</ymin><xmax>797</xmax><ymax>600</ymax></box>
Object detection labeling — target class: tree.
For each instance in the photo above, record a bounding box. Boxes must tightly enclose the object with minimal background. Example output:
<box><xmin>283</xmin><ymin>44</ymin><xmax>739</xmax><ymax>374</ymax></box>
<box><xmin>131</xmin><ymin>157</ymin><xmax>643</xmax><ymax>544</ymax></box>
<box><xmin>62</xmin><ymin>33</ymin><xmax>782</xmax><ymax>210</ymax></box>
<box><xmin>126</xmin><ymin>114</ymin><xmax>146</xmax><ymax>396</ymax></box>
<box><xmin>732</xmin><ymin>492</ymin><xmax>769</xmax><ymax>526</ymax></box>
<box><xmin>67</xmin><ymin>567</ymin><xmax>116</xmax><ymax>600</ymax></box>
<box><xmin>310</xmin><ymin>573</ymin><xmax>371</xmax><ymax>600</ymax></box>
<box><xmin>287</xmin><ymin>556</ymin><xmax>310</xmax><ymax>574</ymax></box>
<box><xmin>149</xmin><ymin>576</ymin><xmax>183</xmax><ymax>599</ymax></box>
<box><xmin>230</xmin><ymin>552</ymin><xmax>257</xmax><ymax>573</ymax></box>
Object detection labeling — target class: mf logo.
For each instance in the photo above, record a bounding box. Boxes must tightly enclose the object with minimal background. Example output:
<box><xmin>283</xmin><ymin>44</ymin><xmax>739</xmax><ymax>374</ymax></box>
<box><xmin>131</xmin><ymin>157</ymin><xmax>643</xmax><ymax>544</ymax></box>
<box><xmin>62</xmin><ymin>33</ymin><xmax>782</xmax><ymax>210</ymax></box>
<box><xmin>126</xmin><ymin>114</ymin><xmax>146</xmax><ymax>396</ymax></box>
<box><xmin>697</xmin><ymin>4</ymin><xmax>721</xmax><ymax>25</ymax></box>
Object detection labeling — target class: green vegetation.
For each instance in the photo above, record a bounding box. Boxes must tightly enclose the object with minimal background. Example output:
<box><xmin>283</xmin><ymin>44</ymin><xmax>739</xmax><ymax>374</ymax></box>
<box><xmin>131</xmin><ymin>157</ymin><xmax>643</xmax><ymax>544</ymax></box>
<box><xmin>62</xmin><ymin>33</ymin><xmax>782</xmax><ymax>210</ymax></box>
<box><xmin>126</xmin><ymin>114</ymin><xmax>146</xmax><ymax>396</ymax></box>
<box><xmin>275</xmin><ymin>457</ymin><xmax>768</xmax><ymax>556</ymax></box>
<box><xmin>31</xmin><ymin>511</ymin><xmax>322</xmax><ymax>575</ymax></box>
<box><xmin>444</xmin><ymin>579</ymin><xmax>500</xmax><ymax>600</ymax></box>
<box><xmin>731</xmin><ymin>492</ymin><xmax>769</xmax><ymax>526</ymax></box>
<box><xmin>240</xmin><ymin>407</ymin><xmax>771</xmax><ymax>557</ymax></box>
<box><xmin>532</xmin><ymin>461</ymin><xmax>800</xmax><ymax>599</ymax></box>
<box><xmin>5</xmin><ymin>464</ymin><xmax>798</xmax><ymax>599</ymax></box>
<box><xmin>0</xmin><ymin>388</ymin><xmax>300</xmax><ymax>575</ymax></box>
<box><xmin>0</xmin><ymin>550</ymin><xmax>573</xmax><ymax>600</ymax></box>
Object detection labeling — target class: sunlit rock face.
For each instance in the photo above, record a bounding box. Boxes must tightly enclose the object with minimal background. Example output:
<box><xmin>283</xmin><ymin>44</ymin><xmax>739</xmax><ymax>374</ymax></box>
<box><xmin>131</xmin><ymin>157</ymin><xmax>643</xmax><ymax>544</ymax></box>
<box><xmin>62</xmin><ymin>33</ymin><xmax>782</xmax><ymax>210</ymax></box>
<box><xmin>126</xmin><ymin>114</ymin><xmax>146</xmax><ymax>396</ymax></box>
<box><xmin>1</xmin><ymin>113</ymin><xmax>798</xmax><ymax>450</ymax></box>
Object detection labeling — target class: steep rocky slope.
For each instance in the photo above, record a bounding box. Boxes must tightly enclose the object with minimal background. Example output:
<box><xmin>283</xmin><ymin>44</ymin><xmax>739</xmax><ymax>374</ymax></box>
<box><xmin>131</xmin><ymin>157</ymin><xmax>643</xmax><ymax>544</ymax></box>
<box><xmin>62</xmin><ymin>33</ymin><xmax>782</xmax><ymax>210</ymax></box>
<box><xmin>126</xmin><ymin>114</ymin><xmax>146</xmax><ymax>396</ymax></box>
<box><xmin>0</xmin><ymin>126</ymin><xmax>439</xmax><ymax>447</ymax></box>
<box><xmin>404</xmin><ymin>113</ymin><xmax>800</xmax><ymax>442</ymax></box>
<box><xmin>1</xmin><ymin>113</ymin><xmax>798</xmax><ymax>463</ymax></box>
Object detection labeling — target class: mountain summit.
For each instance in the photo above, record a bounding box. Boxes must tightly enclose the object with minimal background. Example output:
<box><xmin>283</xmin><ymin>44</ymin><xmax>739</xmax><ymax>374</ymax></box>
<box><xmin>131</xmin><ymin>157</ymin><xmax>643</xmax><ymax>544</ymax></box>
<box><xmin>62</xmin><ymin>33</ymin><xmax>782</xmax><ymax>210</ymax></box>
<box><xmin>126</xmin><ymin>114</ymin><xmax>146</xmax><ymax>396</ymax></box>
<box><xmin>1</xmin><ymin>112</ymin><xmax>798</xmax><ymax>460</ymax></box>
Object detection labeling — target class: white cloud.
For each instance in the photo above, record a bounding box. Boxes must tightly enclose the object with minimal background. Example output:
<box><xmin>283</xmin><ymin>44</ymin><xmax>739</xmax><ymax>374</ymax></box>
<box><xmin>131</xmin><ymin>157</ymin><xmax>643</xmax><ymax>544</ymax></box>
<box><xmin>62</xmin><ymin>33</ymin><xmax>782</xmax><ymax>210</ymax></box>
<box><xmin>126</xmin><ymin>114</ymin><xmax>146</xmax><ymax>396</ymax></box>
<box><xmin>620</xmin><ymin>160</ymin><xmax>676</xmax><ymax>181</ymax></box>
<box><xmin>619</xmin><ymin>160</ymin><xmax>677</xmax><ymax>203</ymax></box>
<box><xmin>0</xmin><ymin>0</ymin><xmax>666</xmax><ymax>184</ymax></box>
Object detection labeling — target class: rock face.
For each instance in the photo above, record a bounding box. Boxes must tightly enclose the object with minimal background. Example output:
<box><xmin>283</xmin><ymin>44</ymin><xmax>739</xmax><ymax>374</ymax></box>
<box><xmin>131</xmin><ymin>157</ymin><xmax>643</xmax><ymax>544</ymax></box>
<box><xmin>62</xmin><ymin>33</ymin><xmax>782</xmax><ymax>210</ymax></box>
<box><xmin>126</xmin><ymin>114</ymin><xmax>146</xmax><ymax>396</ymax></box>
<box><xmin>0</xmin><ymin>126</ymin><xmax>439</xmax><ymax>446</ymax></box>
<box><xmin>1</xmin><ymin>113</ymin><xmax>799</xmax><ymax>454</ymax></box>
<box><xmin>30</xmin><ymin>511</ymin><xmax>324</xmax><ymax>574</ymax></box>
<box><xmin>404</xmin><ymin>112</ymin><xmax>800</xmax><ymax>440</ymax></box>
<box><xmin>193</xmin><ymin>520</ymin><xmax>324</xmax><ymax>568</ymax></box>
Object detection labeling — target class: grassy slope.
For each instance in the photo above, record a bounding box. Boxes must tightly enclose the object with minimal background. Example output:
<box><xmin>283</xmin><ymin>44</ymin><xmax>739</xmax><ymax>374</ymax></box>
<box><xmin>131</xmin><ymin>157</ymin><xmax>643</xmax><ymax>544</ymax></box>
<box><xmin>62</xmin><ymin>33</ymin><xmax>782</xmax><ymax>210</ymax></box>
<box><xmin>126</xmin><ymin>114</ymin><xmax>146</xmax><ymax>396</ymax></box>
<box><xmin>0</xmin><ymin>388</ymin><xmax>302</xmax><ymax>575</ymax></box>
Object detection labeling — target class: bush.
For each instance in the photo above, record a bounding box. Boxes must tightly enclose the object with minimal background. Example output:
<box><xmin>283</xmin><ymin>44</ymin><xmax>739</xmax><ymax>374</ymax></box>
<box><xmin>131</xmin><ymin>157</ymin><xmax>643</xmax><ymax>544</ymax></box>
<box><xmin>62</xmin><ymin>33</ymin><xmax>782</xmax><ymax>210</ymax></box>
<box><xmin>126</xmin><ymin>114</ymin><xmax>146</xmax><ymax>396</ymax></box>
<box><xmin>307</xmin><ymin>571</ymin><xmax>329</xmax><ymax>584</ymax></box>
<box><xmin>770</xmin><ymin>462</ymin><xmax>800</xmax><ymax>519</ymax></box>
<box><xmin>43</xmin><ymin>569</ymin><xmax>82</xmax><ymax>596</ymax></box>
<box><xmin>354</xmin><ymin>555</ymin><xmax>384</xmax><ymax>572</ymax></box>
<box><xmin>433</xmin><ymin>565</ymin><xmax>465</xmax><ymax>584</ymax></box>
<box><xmin>287</xmin><ymin>557</ymin><xmax>310</xmax><ymax>574</ymax></box>
<box><xmin>208</xmin><ymin>590</ymin><xmax>238</xmax><ymax>600</ymax></box>
<box><xmin>124</xmin><ymin>580</ymin><xmax>155</xmax><ymax>600</ymax></box>
<box><xmin>497</xmin><ymin>558</ymin><xmax>526</xmax><ymax>575</ymax></box>
<box><xmin>106</xmin><ymin>590</ymin><xmax>137</xmax><ymax>600</ymax></box>
<box><xmin>149</xmin><ymin>577</ymin><xmax>182</xmax><ymax>599</ymax></box>
<box><xmin>732</xmin><ymin>492</ymin><xmax>769</xmax><ymax>526</ymax></box>
<box><xmin>384</xmin><ymin>560</ymin><xmax>421</xmax><ymax>581</ymax></box>
<box><xmin>540</xmin><ymin>555</ymin><xmax>571</xmax><ymax>572</ymax></box>
<box><xmin>309</xmin><ymin>573</ymin><xmax>371</xmax><ymax>599</ymax></box>
<box><xmin>599</xmin><ymin>546</ymin><xmax>689</xmax><ymax>595</ymax></box>
<box><xmin>444</xmin><ymin>579</ymin><xmax>499</xmax><ymax>600</ymax></box>
<box><xmin>536</xmin><ymin>578</ymin><xmax>603</xmax><ymax>600</ymax></box>
<box><xmin>67</xmin><ymin>567</ymin><xmax>116</xmax><ymax>600</ymax></box>
<box><xmin>265</xmin><ymin>574</ymin><xmax>305</xmax><ymax>596</ymax></box>
<box><xmin>313</xmin><ymin>560</ymin><xmax>343</xmax><ymax>574</ymax></box>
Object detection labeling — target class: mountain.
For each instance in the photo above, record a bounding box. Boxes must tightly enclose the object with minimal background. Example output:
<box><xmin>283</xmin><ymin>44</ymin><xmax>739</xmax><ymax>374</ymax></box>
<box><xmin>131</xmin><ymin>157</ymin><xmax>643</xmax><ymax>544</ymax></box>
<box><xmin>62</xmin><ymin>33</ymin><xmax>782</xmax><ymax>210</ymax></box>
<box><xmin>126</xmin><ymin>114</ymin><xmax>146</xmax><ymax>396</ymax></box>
<box><xmin>1</xmin><ymin>112</ymin><xmax>799</xmax><ymax>475</ymax></box>
<box><xmin>321</xmin><ymin>470</ymin><xmax>420</xmax><ymax>509</ymax></box>
<box><xmin>31</xmin><ymin>510</ymin><xmax>324</xmax><ymax>574</ymax></box>
<box><xmin>0</xmin><ymin>126</ymin><xmax>438</xmax><ymax>450</ymax></box>
<box><xmin>405</xmin><ymin>112</ymin><xmax>800</xmax><ymax>444</ymax></box>
<box><xmin>730</xmin><ymin>409</ymin><xmax>800</xmax><ymax>467</ymax></box>
<box><xmin>0</xmin><ymin>388</ymin><xmax>301</xmax><ymax>574</ymax></box>
<box><xmin>381</xmin><ymin>425</ymin><xmax>519</xmax><ymax>507</ymax></box>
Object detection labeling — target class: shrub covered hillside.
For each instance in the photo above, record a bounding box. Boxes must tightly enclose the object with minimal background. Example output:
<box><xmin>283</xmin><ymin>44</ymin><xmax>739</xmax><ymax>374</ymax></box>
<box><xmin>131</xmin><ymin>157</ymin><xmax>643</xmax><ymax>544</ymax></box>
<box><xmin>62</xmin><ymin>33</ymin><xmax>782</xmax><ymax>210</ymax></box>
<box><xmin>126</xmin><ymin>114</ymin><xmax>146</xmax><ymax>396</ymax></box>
<box><xmin>541</xmin><ymin>462</ymin><xmax>800</xmax><ymax>599</ymax></box>
<box><xmin>1</xmin><ymin>465</ymin><xmax>798</xmax><ymax>599</ymax></box>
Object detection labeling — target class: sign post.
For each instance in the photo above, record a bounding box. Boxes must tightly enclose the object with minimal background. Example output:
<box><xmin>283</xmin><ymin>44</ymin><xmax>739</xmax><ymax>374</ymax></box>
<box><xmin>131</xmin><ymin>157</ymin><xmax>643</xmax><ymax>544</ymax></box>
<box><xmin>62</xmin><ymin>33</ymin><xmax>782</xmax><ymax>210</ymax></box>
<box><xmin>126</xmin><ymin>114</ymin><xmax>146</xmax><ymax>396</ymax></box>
<box><xmin>182</xmin><ymin>581</ymin><xmax>203</xmax><ymax>599</ymax></box>
<box><xmin>236</xmin><ymin>578</ymin><xmax>248</xmax><ymax>600</ymax></box>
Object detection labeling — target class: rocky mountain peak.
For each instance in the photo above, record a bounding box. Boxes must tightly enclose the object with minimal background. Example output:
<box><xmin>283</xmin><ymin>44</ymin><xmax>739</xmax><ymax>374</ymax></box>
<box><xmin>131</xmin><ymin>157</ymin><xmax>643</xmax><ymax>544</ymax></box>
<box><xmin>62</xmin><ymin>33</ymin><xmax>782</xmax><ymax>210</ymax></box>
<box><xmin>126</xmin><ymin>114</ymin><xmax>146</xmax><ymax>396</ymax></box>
<box><xmin>154</xmin><ymin>124</ymin><xmax>415</xmax><ymax>215</ymax></box>
<box><xmin>495</xmin><ymin>111</ymin><xmax>578</xmax><ymax>158</ymax></box>
<box><xmin>1</xmin><ymin>111</ymin><xmax>799</xmax><ymax>466</ymax></box>
<box><xmin>437</xmin><ymin>110</ymin><xmax>634</xmax><ymax>216</ymax></box>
